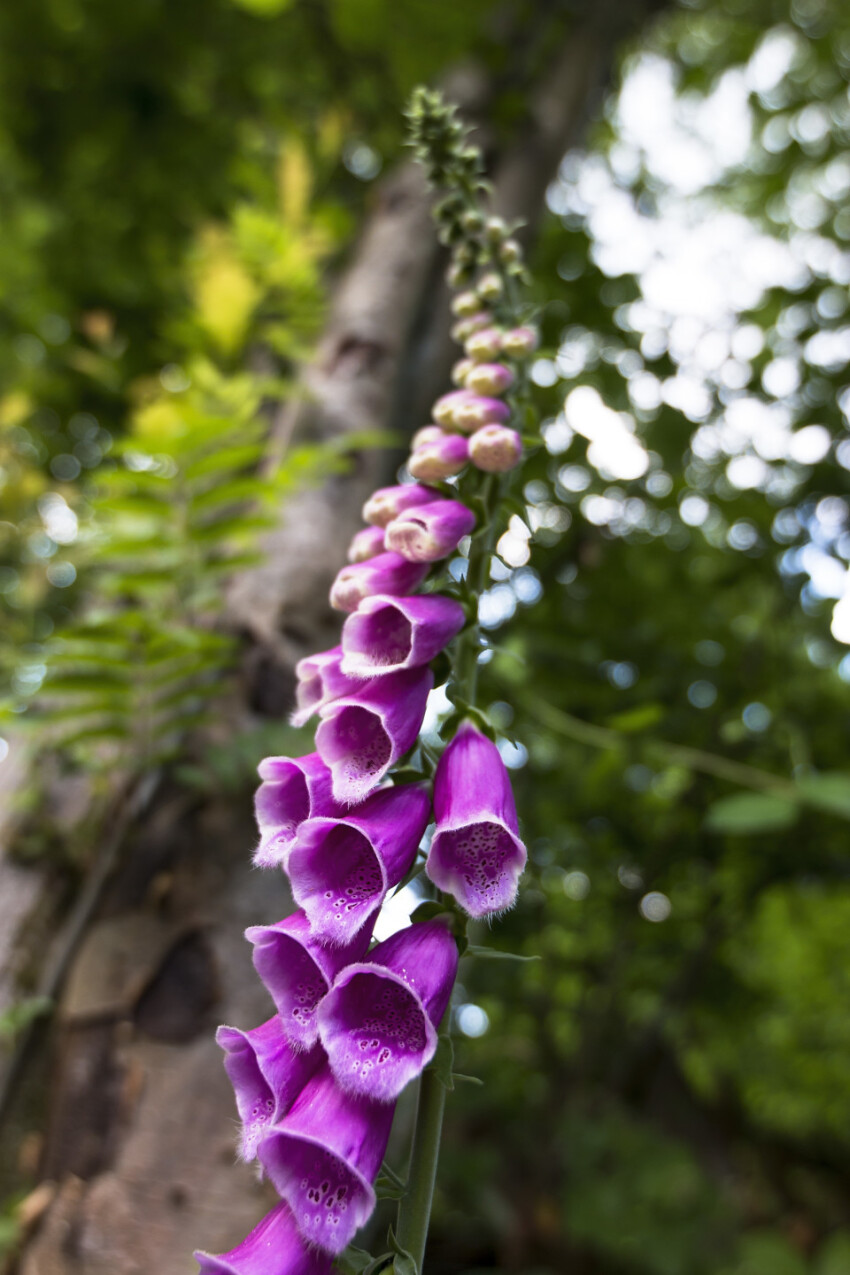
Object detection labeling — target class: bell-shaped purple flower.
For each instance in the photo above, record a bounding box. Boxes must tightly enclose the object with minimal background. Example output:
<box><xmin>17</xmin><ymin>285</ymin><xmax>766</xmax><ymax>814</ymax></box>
<box><xmin>407</xmin><ymin>432</ymin><xmax>469</xmax><ymax>481</ymax></box>
<box><xmin>468</xmin><ymin>424</ymin><xmax>522</xmax><ymax>474</ymax></box>
<box><xmin>291</xmin><ymin>647</ymin><xmax>363</xmax><ymax>729</ymax></box>
<box><xmin>258</xmin><ymin>1064</ymin><xmax>395</xmax><ymax>1255</ymax></box>
<box><xmin>426</xmin><ymin>721</ymin><xmax>527</xmax><ymax>917</ymax></box>
<box><xmin>245</xmin><ymin>910</ymin><xmax>372</xmax><ymax>1050</ymax></box>
<box><xmin>215</xmin><ymin>1017</ymin><xmax>322</xmax><ymax>1161</ymax></box>
<box><xmin>253</xmin><ymin>754</ymin><xmax>340</xmax><ymax>869</ymax></box>
<box><xmin>454</xmin><ymin>394</ymin><xmax>511</xmax><ymax>433</ymax></box>
<box><xmin>330</xmin><ymin>552</ymin><xmax>429</xmax><ymax>613</ymax></box>
<box><xmin>384</xmin><ymin>499</ymin><xmax>475</xmax><ymax>564</ymax></box>
<box><xmin>194</xmin><ymin>1202</ymin><xmax>332</xmax><ymax>1275</ymax></box>
<box><xmin>316</xmin><ymin>666</ymin><xmax>433</xmax><ymax>802</ymax></box>
<box><xmin>317</xmin><ymin>919</ymin><xmax>458</xmax><ymax>1102</ymax></box>
<box><xmin>347</xmin><ymin>525</ymin><xmax>386</xmax><ymax>563</ymax></box>
<box><xmin>286</xmin><ymin>784</ymin><xmax>430</xmax><ymax>946</ymax></box>
<box><xmin>362</xmin><ymin>483</ymin><xmax>435</xmax><ymax>528</ymax></box>
<box><xmin>340</xmin><ymin>593</ymin><xmax>465</xmax><ymax>678</ymax></box>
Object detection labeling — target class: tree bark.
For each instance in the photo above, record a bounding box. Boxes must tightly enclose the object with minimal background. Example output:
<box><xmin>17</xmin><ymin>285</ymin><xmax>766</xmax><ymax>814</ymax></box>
<box><xmin>3</xmin><ymin>8</ymin><xmax>664</xmax><ymax>1272</ymax></box>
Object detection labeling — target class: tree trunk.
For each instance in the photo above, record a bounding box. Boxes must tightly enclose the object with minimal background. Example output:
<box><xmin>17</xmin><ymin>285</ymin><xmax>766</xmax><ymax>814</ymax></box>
<box><xmin>3</xmin><ymin>8</ymin><xmax>664</xmax><ymax>1272</ymax></box>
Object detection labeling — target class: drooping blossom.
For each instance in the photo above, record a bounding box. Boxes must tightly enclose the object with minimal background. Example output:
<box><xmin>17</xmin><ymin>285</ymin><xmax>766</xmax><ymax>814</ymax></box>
<box><xmin>465</xmin><ymin>362</ymin><xmax>514</xmax><ymax>397</ymax></box>
<box><xmin>340</xmin><ymin>593</ymin><xmax>465</xmax><ymax>678</ymax></box>
<box><xmin>215</xmin><ymin>1017</ymin><xmax>322</xmax><ymax>1161</ymax></box>
<box><xmin>362</xmin><ymin>483</ymin><xmax>435</xmax><ymax>528</ymax></box>
<box><xmin>384</xmin><ymin>499</ymin><xmax>475</xmax><ymax>563</ymax></box>
<box><xmin>316</xmin><ymin>665</ymin><xmax>433</xmax><ymax>802</ymax></box>
<box><xmin>194</xmin><ymin>1202</ymin><xmax>331</xmax><ymax>1275</ymax></box>
<box><xmin>347</xmin><ymin>525</ymin><xmax>386</xmax><ymax>563</ymax></box>
<box><xmin>286</xmin><ymin>783</ymin><xmax>430</xmax><ymax>945</ymax></box>
<box><xmin>291</xmin><ymin>648</ymin><xmax>362</xmax><ymax>729</ymax></box>
<box><xmin>317</xmin><ymin>918</ymin><xmax>458</xmax><ymax>1102</ymax></box>
<box><xmin>330</xmin><ymin>552</ymin><xmax>429</xmax><ymax>613</ymax></box>
<box><xmin>468</xmin><ymin>424</ymin><xmax>523</xmax><ymax>474</ymax></box>
<box><xmin>454</xmin><ymin>394</ymin><xmax>511</xmax><ymax>433</ymax></box>
<box><xmin>258</xmin><ymin>1064</ymin><xmax>395</xmax><ymax>1255</ymax></box>
<box><xmin>464</xmin><ymin>328</ymin><xmax>503</xmax><ymax>362</ymax></box>
<box><xmin>407</xmin><ymin>431</ymin><xmax>469</xmax><ymax>481</ymax></box>
<box><xmin>246</xmin><ymin>910</ymin><xmax>372</xmax><ymax>1050</ymax></box>
<box><xmin>426</xmin><ymin>720</ymin><xmax>527</xmax><ymax>917</ymax></box>
<box><xmin>253</xmin><ymin>753</ymin><xmax>340</xmax><ymax>869</ymax></box>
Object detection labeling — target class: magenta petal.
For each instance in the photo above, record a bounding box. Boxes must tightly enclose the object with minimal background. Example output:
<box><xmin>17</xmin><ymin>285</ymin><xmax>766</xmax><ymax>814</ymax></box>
<box><xmin>286</xmin><ymin>785</ymin><xmax>430</xmax><ymax>946</ymax></box>
<box><xmin>253</xmin><ymin>754</ymin><xmax>339</xmax><ymax>869</ymax></box>
<box><xmin>317</xmin><ymin>920</ymin><xmax>458</xmax><ymax>1101</ymax></box>
<box><xmin>291</xmin><ymin>647</ymin><xmax>363</xmax><ymax>729</ymax></box>
<box><xmin>246</xmin><ymin>910</ymin><xmax>373</xmax><ymax>1049</ymax></box>
<box><xmin>426</xmin><ymin>721</ymin><xmax>527</xmax><ymax>917</ymax></box>
<box><xmin>362</xmin><ymin>483</ymin><xmax>437</xmax><ymax>528</ymax></box>
<box><xmin>258</xmin><ymin>1065</ymin><xmax>394</xmax><ymax>1255</ymax></box>
<box><xmin>347</xmin><ymin>525</ymin><xmax>386</xmax><ymax>563</ymax></box>
<box><xmin>384</xmin><ymin>499</ymin><xmax>476</xmax><ymax>564</ymax></box>
<box><xmin>316</xmin><ymin>666</ymin><xmax>434</xmax><ymax>803</ymax></box>
<box><xmin>340</xmin><ymin>593</ymin><xmax>465</xmax><ymax>678</ymax></box>
<box><xmin>330</xmin><ymin>552</ymin><xmax>430</xmax><ymax>613</ymax></box>
<box><xmin>215</xmin><ymin>1018</ymin><xmax>322</xmax><ymax>1161</ymax></box>
<box><xmin>194</xmin><ymin>1202</ymin><xmax>331</xmax><ymax>1275</ymax></box>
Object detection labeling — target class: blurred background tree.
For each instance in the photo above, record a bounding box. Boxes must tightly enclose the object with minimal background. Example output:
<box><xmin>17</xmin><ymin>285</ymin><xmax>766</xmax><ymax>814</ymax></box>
<box><xmin>1</xmin><ymin>0</ymin><xmax>850</xmax><ymax>1274</ymax></box>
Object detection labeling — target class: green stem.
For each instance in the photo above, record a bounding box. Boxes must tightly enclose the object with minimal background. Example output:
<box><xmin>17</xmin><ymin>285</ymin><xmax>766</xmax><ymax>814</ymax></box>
<box><xmin>394</xmin><ymin>1067</ymin><xmax>447</xmax><ymax>1270</ymax></box>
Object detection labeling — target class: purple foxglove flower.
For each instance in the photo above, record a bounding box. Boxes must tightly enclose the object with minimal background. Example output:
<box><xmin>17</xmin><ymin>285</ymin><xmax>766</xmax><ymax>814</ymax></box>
<box><xmin>194</xmin><ymin>1202</ymin><xmax>331</xmax><ymax>1275</ymax></box>
<box><xmin>362</xmin><ymin>483</ymin><xmax>435</xmax><ymax>528</ymax></box>
<box><xmin>468</xmin><ymin>424</ymin><xmax>523</xmax><ymax>474</ymax></box>
<box><xmin>464</xmin><ymin>327</ymin><xmax>504</xmax><ymax>362</ymax></box>
<box><xmin>450</xmin><ymin>311</ymin><xmax>492</xmax><ymax>342</ymax></box>
<box><xmin>253</xmin><ymin>753</ymin><xmax>340</xmax><ymax>869</ymax></box>
<box><xmin>451</xmin><ymin>357</ymin><xmax>475</xmax><ymax>386</ymax></box>
<box><xmin>245</xmin><ymin>910</ymin><xmax>372</xmax><ymax>1050</ymax></box>
<box><xmin>465</xmin><ymin>362</ymin><xmax>515</xmax><ymax>397</ymax></box>
<box><xmin>258</xmin><ymin>1064</ymin><xmax>395</xmax><ymax>1255</ymax></box>
<box><xmin>316</xmin><ymin>666</ymin><xmax>433</xmax><ymax>802</ymax></box>
<box><xmin>454</xmin><ymin>394</ymin><xmax>511</xmax><ymax>433</ymax></box>
<box><xmin>286</xmin><ymin>784</ymin><xmax>430</xmax><ymax>946</ymax></box>
<box><xmin>317</xmin><ymin>919</ymin><xmax>458</xmax><ymax>1101</ymax></box>
<box><xmin>384</xmin><ymin>499</ymin><xmax>475</xmax><ymax>564</ymax></box>
<box><xmin>347</xmin><ymin>525</ymin><xmax>385</xmax><ymax>563</ymax></box>
<box><xmin>426</xmin><ymin>720</ymin><xmax>527</xmax><ymax>917</ymax></box>
<box><xmin>411</xmin><ymin>424</ymin><xmax>445</xmax><ymax>450</ymax></box>
<box><xmin>432</xmin><ymin>389</ymin><xmax>473</xmax><ymax>429</ymax></box>
<box><xmin>330</xmin><ymin>552</ymin><xmax>429</xmax><ymax>613</ymax></box>
<box><xmin>292</xmin><ymin>647</ymin><xmax>363</xmax><ymax>728</ymax></box>
<box><xmin>408</xmin><ymin>432</ymin><xmax>469</xmax><ymax>482</ymax></box>
<box><xmin>501</xmin><ymin>324</ymin><xmax>539</xmax><ymax>357</ymax></box>
<box><xmin>215</xmin><ymin>1017</ymin><xmax>322</xmax><ymax>1161</ymax></box>
<box><xmin>340</xmin><ymin>593</ymin><xmax>465</xmax><ymax>678</ymax></box>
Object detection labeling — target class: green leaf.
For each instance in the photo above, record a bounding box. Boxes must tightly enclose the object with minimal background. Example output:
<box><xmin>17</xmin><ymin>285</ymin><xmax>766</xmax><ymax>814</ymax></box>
<box><xmin>794</xmin><ymin>772</ymin><xmax>850</xmax><ymax>820</ymax></box>
<box><xmin>704</xmin><ymin>791</ymin><xmax>799</xmax><ymax>834</ymax></box>
<box><xmin>374</xmin><ymin>1175</ymin><xmax>406</xmax><ymax>1201</ymax></box>
<box><xmin>465</xmin><ymin>945</ymin><xmax>540</xmax><ymax>962</ymax></box>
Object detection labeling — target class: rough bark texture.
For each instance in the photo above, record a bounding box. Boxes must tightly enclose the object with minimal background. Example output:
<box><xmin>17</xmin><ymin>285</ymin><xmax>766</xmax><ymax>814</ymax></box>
<box><xmin>3</xmin><ymin>9</ymin><xmax>663</xmax><ymax>1272</ymax></box>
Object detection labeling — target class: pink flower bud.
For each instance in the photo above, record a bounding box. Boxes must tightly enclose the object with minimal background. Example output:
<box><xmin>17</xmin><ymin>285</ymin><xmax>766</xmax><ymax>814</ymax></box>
<box><xmin>451</xmin><ymin>358</ymin><xmax>475</xmax><ymax>386</ymax></box>
<box><xmin>468</xmin><ymin>424</ymin><xmax>522</xmax><ymax>473</ymax></box>
<box><xmin>451</xmin><ymin>313</ymin><xmax>492</xmax><ymax>343</ymax></box>
<box><xmin>362</xmin><ymin>483</ymin><xmax>435</xmax><ymax>528</ymax></box>
<box><xmin>347</xmin><ymin>526</ymin><xmax>386</xmax><ymax>563</ymax></box>
<box><xmin>385</xmin><ymin>499</ymin><xmax>476</xmax><ymax>563</ymax></box>
<box><xmin>330</xmin><ymin>552</ymin><xmax>428</xmax><ymax>612</ymax></box>
<box><xmin>433</xmin><ymin>389</ymin><xmax>473</xmax><ymax>429</ymax></box>
<box><xmin>465</xmin><ymin>327</ymin><xmax>503</xmax><ymax>362</ymax></box>
<box><xmin>501</xmin><ymin>325</ymin><xmax>539</xmax><ymax>357</ymax></box>
<box><xmin>408</xmin><ymin>432</ymin><xmax>469</xmax><ymax>481</ymax></box>
<box><xmin>411</xmin><ymin>425</ymin><xmax>445</xmax><ymax>451</ymax></box>
<box><xmin>451</xmin><ymin>290</ymin><xmax>480</xmax><ymax>317</ymax></box>
<box><xmin>454</xmin><ymin>395</ymin><xmax>511</xmax><ymax>433</ymax></box>
<box><xmin>465</xmin><ymin>362</ymin><xmax>514</xmax><ymax>397</ymax></box>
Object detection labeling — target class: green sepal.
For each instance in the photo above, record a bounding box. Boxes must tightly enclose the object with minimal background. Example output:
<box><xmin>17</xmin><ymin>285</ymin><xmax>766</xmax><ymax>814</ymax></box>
<box><xmin>387</xmin><ymin>1226</ymin><xmax>419</xmax><ymax>1275</ymax></box>
<box><xmin>452</xmin><ymin>1072</ymin><xmax>484</xmax><ymax>1086</ymax></box>
<box><xmin>375</xmin><ymin>1175</ymin><xmax>407</xmax><ymax>1201</ymax></box>
<box><xmin>465</xmin><ymin>945</ymin><xmax>540</xmax><ymax>962</ymax></box>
